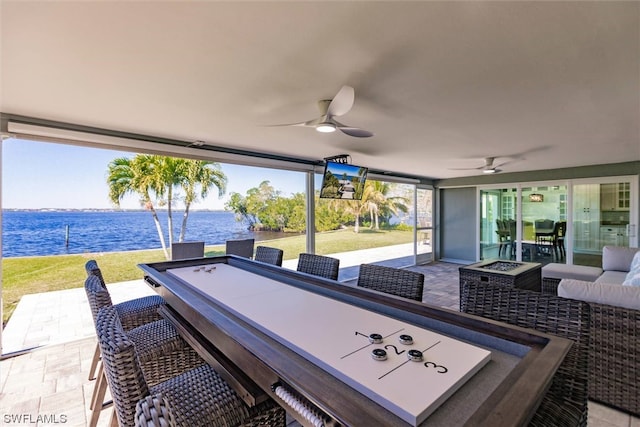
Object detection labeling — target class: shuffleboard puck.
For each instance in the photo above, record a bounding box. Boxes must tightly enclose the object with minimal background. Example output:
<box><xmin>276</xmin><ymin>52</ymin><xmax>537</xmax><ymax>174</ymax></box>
<box><xmin>371</xmin><ymin>348</ymin><xmax>387</xmax><ymax>361</ymax></box>
<box><xmin>368</xmin><ymin>333</ymin><xmax>383</xmax><ymax>344</ymax></box>
<box><xmin>407</xmin><ymin>349</ymin><xmax>424</xmax><ymax>362</ymax></box>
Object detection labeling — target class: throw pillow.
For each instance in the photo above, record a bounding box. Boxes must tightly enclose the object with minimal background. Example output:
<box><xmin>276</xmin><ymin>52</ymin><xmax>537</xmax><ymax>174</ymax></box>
<box><xmin>623</xmin><ymin>267</ymin><xmax>640</xmax><ymax>287</ymax></box>
<box><xmin>630</xmin><ymin>251</ymin><xmax>640</xmax><ymax>273</ymax></box>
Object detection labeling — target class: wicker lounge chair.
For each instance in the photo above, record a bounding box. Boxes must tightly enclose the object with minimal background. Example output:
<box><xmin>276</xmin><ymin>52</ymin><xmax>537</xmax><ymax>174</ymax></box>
<box><xmin>357</xmin><ymin>264</ymin><xmax>424</xmax><ymax>301</ymax></box>
<box><xmin>226</xmin><ymin>238</ymin><xmax>255</xmax><ymax>258</ymax></box>
<box><xmin>296</xmin><ymin>253</ymin><xmax>340</xmax><ymax>280</ymax></box>
<box><xmin>460</xmin><ymin>281</ymin><xmax>590</xmax><ymax>427</ymax></box>
<box><xmin>95</xmin><ymin>305</ymin><xmax>286</xmax><ymax>427</ymax></box>
<box><xmin>254</xmin><ymin>246</ymin><xmax>284</xmax><ymax>266</ymax></box>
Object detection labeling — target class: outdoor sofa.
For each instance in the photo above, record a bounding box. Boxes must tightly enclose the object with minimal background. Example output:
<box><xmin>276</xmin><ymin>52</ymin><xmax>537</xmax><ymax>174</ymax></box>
<box><xmin>553</xmin><ymin>246</ymin><xmax>640</xmax><ymax>416</ymax></box>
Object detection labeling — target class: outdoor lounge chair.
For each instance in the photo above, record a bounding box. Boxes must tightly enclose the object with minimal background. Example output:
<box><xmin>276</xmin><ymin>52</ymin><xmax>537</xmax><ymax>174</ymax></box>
<box><xmin>460</xmin><ymin>280</ymin><xmax>590</xmax><ymax>427</ymax></box>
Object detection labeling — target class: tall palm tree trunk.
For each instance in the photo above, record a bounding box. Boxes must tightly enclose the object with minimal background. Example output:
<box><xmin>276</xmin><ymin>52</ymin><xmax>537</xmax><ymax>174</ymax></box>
<box><xmin>167</xmin><ymin>186</ymin><xmax>174</xmax><ymax>247</ymax></box>
<box><xmin>179</xmin><ymin>204</ymin><xmax>191</xmax><ymax>242</ymax></box>
<box><xmin>150</xmin><ymin>206</ymin><xmax>170</xmax><ymax>259</ymax></box>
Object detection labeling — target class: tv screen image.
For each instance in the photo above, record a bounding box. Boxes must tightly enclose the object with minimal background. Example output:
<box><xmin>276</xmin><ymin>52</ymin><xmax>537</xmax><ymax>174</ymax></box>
<box><xmin>320</xmin><ymin>161</ymin><xmax>368</xmax><ymax>200</ymax></box>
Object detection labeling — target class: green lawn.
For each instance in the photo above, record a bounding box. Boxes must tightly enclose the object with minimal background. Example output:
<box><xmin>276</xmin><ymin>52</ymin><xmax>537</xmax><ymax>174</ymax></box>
<box><xmin>1</xmin><ymin>228</ymin><xmax>412</xmax><ymax>324</ymax></box>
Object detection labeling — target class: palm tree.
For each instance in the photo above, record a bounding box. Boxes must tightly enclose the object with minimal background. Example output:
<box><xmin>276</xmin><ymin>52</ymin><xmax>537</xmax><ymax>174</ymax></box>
<box><xmin>177</xmin><ymin>159</ymin><xmax>227</xmax><ymax>242</ymax></box>
<box><xmin>107</xmin><ymin>155</ymin><xmax>171</xmax><ymax>259</ymax></box>
<box><xmin>107</xmin><ymin>155</ymin><xmax>228</xmax><ymax>260</ymax></box>
<box><xmin>363</xmin><ymin>181</ymin><xmax>409</xmax><ymax>230</ymax></box>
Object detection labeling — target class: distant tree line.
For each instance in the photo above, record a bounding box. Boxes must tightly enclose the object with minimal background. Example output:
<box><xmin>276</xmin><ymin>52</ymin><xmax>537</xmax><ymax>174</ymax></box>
<box><xmin>225</xmin><ymin>180</ymin><xmax>410</xmax><ymax>233</ymax></box>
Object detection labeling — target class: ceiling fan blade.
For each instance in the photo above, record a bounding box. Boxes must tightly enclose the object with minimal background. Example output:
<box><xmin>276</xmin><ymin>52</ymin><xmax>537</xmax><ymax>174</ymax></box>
<box><xmin>326</xmin><ymin>85</ymin><xmax>355</xmax><ymax>117</ymax></box>
<box><xmin>337</xmin><ymin>126</ymin><xmax>374</xmax><ymax>138</ymax></box>
<box><xmin>265</xmin><ymin>117</ymin><xmax>321</xmax><ymax>128</ymax></box>
<box><xmin>264</xmin><ymin>121</ymin><xmax>308</xmax><ymax>127</ymax></box>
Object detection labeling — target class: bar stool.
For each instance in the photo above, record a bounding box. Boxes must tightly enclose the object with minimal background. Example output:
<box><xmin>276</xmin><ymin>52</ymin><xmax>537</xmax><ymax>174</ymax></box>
<box><xmin>96</xmin><ymin>305</ymin><xmax>286</xmax><ymax>427</ymax></box>
<box><xmin>296</xmin><ymin>253</ymin><xmax>340</xmax><ymax>280</ymax></box>
<box><xmin>85</xmin><ymin>260</ymin><xmax>165</xmax><ymax>381</ymax></box>
<box><xmin>85</xmin><ymin>275</ymin><xmax>203</xmax><ymax>427</ymax></box>
<box><xmin>357</xmin><ymin>264</ymin><xmax>424</xmax><ymax>301</ymax></box>
<box><xmin>254</xmin><ymin>246</ymin><xmax>284</xmax><ymax>266</ymax></box>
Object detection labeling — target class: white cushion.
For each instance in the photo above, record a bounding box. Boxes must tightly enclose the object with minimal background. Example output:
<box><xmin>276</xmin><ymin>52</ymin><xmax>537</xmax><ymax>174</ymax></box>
<box><xmin>596</xmin><ymin>270</ymin><xmax>628</xmax><ymax>285</ymax></box>
<box><xmin>601</xmin><ymin>246</ymin><xmax>640</xmax><ymax>272</ymax></box>
<box><xmin>558</xmin><ymin>279</ymin><xmax>640</xmax><ymax>311</ymax></box>
<box><xmin>541</xmin><ymin>263</ymin><xmax>602</xmax><ymax>281</ymax></box>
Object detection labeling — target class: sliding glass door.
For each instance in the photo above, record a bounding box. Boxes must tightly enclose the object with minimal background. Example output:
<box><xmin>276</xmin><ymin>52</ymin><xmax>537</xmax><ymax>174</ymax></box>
<box><xmin>573</xmin><ymin>178</ymin><xmax>637</xmax><ymax>267</ymax></box>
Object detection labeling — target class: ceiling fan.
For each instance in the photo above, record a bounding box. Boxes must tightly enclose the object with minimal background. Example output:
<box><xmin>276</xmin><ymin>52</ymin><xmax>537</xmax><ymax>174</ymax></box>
<box><xmin>450</xmin><ymin>157</ymin><xmax>509</xmax><ymax>174</ymax></box>
<box><xmin>269</xmin><ymin>85</ymin><xmax>374</xmax><ymax>138</ymax></box>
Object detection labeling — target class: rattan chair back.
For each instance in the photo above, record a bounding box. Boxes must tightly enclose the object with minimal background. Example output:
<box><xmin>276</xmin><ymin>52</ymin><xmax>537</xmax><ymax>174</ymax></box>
<box><xmin>254</xmin><ymin>246</ymin><xmax>284</xmax><ymax>266</ymax></box>
<box><xmin>357</xmin><ymin>264</ymin><xmax>424</xmax><ymax>301</ymax></box>
<box><xmin>95</xmin><ymin>305</ymin><xmax>151</xmax><ymax>427</ymax></box>
<box><xmin>85</xmin><ymin>259</ymin><xmax>106</xmax><ymax>287</ymax></box>
<box><xmin>225</xmin><ymin>238</ymin><xmax>255</xmax><ymax>258</ymax></box>
<box><xmin>171</xmin><ymin>241</ymin><xmax>205</xmax><ymax>260</ymax></box>
<box><xmin>460</xmin><ymin>281</ymin><xmax>590</xmax><ymax>427</ymax></box>
<box><xmin>296</xmin><ymin>253</ymin><xmax>340</xmax><ymax>280</ymax></box>
<box><xmin>85</xmin><ymin>274</ymin><xmax>114</xmax><ymax>323</ymax></box>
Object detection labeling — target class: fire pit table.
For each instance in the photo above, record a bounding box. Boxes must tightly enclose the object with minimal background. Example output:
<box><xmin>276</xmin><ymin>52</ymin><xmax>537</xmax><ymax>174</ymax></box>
<box><xmin>459</xmin><ymin>260</ymin><xmax>542</xmax><ymax>295</ymax></box>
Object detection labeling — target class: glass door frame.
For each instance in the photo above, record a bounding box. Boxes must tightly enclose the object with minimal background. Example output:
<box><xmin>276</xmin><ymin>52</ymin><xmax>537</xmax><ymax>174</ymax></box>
<box><xmin>415</xmin><ymin>184</ymin><xmax>434</xmax><ymax>265</ymax></box>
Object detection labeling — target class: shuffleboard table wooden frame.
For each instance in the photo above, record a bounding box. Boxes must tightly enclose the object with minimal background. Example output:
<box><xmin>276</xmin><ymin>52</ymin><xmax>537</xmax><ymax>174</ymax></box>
<box><xmin>139</xmin><ymin>256</ymin><xmax>571</xmax><ymax>427</ymax></box>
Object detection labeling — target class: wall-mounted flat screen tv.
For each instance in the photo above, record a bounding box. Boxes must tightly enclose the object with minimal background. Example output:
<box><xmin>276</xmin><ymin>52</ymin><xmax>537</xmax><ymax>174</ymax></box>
<box><xmin>319</xmin><ymin>161</ymin><xmax>368</xmax><ymax>200</ymax></box>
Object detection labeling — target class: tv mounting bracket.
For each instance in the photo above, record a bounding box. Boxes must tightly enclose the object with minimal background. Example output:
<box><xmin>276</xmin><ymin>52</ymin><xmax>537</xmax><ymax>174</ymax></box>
<box><xmin>324</xmin><ymin>154</ymin><xmax>351</xmax><ymax>164</ymax></box>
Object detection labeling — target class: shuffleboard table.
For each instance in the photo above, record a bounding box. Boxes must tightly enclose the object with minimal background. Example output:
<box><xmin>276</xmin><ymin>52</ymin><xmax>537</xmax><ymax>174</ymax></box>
<box><xmin>139</xmin><ymin>256</ymin><xmax>571</xmax><ymax>427</ymax></box>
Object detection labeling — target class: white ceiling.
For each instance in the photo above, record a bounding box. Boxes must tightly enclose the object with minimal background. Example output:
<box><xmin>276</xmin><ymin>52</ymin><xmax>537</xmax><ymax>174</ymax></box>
<box><xmin>2</xmin><ymin>1</ymin><xmax>639</xmax><ymax>179</ymax></box>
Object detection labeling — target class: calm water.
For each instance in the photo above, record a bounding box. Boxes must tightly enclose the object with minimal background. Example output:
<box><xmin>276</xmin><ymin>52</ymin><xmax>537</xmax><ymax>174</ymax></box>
<box><xmin>1</xmin><ymin>210</ymin><xmax>286</xmax><ymax>258</ymax></box>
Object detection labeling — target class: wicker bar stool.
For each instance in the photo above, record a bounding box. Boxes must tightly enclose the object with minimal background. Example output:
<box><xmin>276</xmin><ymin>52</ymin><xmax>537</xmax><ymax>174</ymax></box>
<box><xmin>96</xmin><ymin>305</ymin><xmax>286</xmax><ymax>427</ymax></box>
<box><xmin>85</xmin><ymin>260</ymin><xmax>165</xmax><ymax>381</ymax></box>
<box><xmin>254</xmin><ymin>246</ymin><xmax>284</xmax><ymax>266</ymax></box>
<box><xmin>226</xmin><ymin>238</ymin><xmax>255</xmax><ymax>258</ymax></box>
<box><xmin>296</xmin><ymin>253</ymin><xmax>340</xmax><ymax>280</ymax></box>
<box><xmin>460</xmin><ymin>281</ymin><xmax>590</xmax><ymax>427</ymax></box>
<box><xmin>357</xmin><ymin>264</ymin><xmax>425</xmax><ymax>301</ymax></box>
<box><xmin>85</xmin><ymin>275</ymin><xmax>204</xmax><ymax>427</ymax></box>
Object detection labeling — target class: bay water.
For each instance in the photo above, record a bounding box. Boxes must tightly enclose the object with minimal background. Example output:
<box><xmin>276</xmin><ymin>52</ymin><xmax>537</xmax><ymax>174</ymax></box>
<box><xmin>2</xmin><ymin>210</ymin><xmax>284</xmax><ymax>258</ymax></box>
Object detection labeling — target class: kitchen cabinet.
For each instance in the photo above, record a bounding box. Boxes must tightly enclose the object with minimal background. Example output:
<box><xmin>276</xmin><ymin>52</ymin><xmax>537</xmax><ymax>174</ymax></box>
<box><xmin>600</xmin><ymin>226</ymin><xmax>629</xmax><ymax>247</ymax></box>
<box><xmin>574</xmin><ymin>184</ymin><xmax>601</xmax><ymax>252</ymax></box>
<box><xmin>617</xmin><ymin>182</ymin><xmax>631</xmax><ymax>211</ymax></box>
<box><xmin>600</xmin><ymin>183</ymin><xmax>630</xmax><ymax>211</ymax></box>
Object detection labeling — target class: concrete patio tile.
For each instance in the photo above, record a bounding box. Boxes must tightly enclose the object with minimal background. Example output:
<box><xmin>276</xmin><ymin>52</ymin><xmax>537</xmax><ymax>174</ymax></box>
<box><xmin>39</xmin><ymin>387</ymin><xmax>87</xmax><ymax>426</ymax></box>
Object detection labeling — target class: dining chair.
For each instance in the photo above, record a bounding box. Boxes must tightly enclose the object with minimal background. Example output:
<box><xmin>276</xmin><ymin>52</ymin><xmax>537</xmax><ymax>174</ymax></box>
<box><xmin>95</xmin><ymin>305</ymin><xmax>286</xmax><ymax>427</ymax></box>
<box><xmin>254</xmin><ymin>245</ymin><xmax>284</xmax><ymax>266</ymax></box>
<box><xmin>225</xmin><ymin>238</ymin><xmax>255</xmax><ymax>258</ymax></box>
<box><xmin>296</xmin><ymin>253</ymin><xmax>340</xmax><ymax>280</ymax></box>
<box><xmin>357</xmin><ymin>264</ymin><xmax>424</xmax><ymax>301</ymax></box>
<box><xmin>84</xmin><ymin>275</ymin><xmax>205</xmax><ymax>427</ymax></box>
<box><xmin>460</xmin><ymin>281</ymin><xmax>590</xmax><ymax>427</ymax></box>
<box><xmin>171</xmin><ymin>241</ymin><xmax>205</xmax><ymax>260</ymax></box>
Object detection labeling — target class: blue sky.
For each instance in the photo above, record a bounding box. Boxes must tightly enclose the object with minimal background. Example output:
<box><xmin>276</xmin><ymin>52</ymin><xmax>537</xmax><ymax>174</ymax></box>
<box><xmin>2</xmin><ymin>139</ymin><xmax>308</xmax><ymax>210</ymax></box>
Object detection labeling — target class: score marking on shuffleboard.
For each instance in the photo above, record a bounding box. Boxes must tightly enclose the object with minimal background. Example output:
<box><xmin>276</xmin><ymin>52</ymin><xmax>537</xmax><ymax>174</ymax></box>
<box><xmin>167</xmin><ymin>264</ymin><xmax>492</xmax><ymax>426</ymax></box>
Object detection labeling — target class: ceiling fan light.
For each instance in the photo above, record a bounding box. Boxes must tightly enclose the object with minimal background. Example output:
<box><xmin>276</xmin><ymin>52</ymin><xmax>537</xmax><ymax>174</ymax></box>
<box><xmin>316</xmin><ymin>123</ymin><xmax>336</xmax><ymax>133</ymax></box>
<box><xmin>483</xmin><ymin>168</ymin><xmax>496</xmax><ymax>174</ymax></box>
